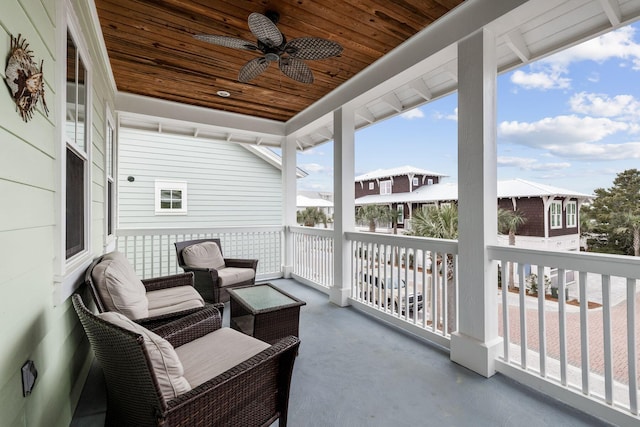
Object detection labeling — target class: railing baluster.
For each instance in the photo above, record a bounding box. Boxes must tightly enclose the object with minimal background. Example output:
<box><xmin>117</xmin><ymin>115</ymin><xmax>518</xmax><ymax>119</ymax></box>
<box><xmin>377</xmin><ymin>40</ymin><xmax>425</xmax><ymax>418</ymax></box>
<box><xmin>519</xmin><ymin>263</ymin><xmax>527</xmax><ymax>369</ymax></box>
<box><xmin>537</xmin><ymin>265</ymin><xmax>546</xmax><ymax>378</ymax></box>
<box><xmin>579</xmin><ymin>271</ymin><xmax>590</xmax><ymax>395</ymax></box>
<box><xmin>558</xmin><ymin>268</ymin><xmax>567</xmax><ymax>386</ymax></box>
<box><xmin>627</xmin><ymin>278</ymin><xmax>638</xmax><ymax>415</ymax></box>
<box><xmin>502</xmin><ymin>259</ymin><xmax>510</xmax><ymax>361</ymax></box>
<box><xmin>601</xmin><ymin>274</ymin><xmax>613</xmax><ymax>405</ymax></box>
<box><xmin>442</xmin><ymin>252</ymin><xmax>448</xmax><ymax>335</ymax></box>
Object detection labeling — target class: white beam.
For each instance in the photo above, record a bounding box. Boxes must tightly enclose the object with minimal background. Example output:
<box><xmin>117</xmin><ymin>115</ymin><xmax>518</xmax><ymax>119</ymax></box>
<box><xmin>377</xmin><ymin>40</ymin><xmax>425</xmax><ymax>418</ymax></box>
<box><xmin>315</xmin><ymin>127</ymin><xmax>334</xmax><ymax>140</ymax></box>
<box><xmin>599</xmin><ymin>0</ymin><xmax>622</xmax><ymax>26</ymax></box>
<box><xmin>450</xmin><ymin>28</ymin><xmax>500</xmax><ymax>378</ymax></box>
<box><xmin>505</xmin><ymin>29</ymin><xmax>531</xmax><ymax>63</ymax></box>
<box><xmin>381</xmin><ymin>93</ymin><xmax>403</xmax><ymax>112</ymax></box>
<box><xmin>355</xmin><ymin>107</ymin><xmax>376</xmax><ymax>124</ymax></box>
<box><xmin>282</xmin><ymin>134</ymin><xmax>297</xmax><ymax>278</ymax></box>
<box><xmin>409</xmin><ymin>78</ymin><xmax>432</xmax><ymax>100</ymax></box>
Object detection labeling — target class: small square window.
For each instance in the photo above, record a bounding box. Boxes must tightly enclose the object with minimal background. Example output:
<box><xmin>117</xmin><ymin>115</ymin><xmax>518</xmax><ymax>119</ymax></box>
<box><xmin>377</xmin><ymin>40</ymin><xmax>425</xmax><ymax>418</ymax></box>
<box><xmin>369</xmin><ymin>182</ymin><xmax>374</xmax><ymax>190</ymax></box>
<box><xmin>155</xmin><ymin>181</ymin><xmax>187</xmax><ymax>214</ymax></box>
<box><xmin>427</xmin><ymin>178</ymin><xmax>433</xmax><ymax>185</ymax></box>
<box><xmin>412</xmin><ymin>177</ymin><xmax>419</xmax><ymax>186</ymax></box>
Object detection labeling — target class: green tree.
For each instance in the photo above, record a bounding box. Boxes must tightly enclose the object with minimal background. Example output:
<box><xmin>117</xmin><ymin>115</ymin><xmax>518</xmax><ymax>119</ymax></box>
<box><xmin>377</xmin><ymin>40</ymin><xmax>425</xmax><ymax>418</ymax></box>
<box><xmin>408</xmin><ymin>204</ymin><xmax>458</xmax><ymax>239</ymax></box>
<box><xmin>356</xmin><ymin>204</ymin><xmax>393</xmax><ymax>232</ymax></box>
<box><xmin>497</xmin><ymin>208</ymin><xmax>527</xmax><ymax>290</ymax></box>
<box><xmin>297</xmin><ymin>207</ymin><xmax>327</xmax><ymax>227</ymax></box>
<box><xmin>583</xmin><ymin>169</ymin><xmax>640</xmax><ymax>256</ymax></box>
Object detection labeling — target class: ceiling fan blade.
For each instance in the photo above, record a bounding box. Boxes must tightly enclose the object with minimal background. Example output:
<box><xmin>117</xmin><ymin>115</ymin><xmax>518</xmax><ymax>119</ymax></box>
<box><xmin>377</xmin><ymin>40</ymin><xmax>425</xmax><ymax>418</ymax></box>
<box><xmin>194</xmin><ymin>35</ymin><xmax>259</xmax><ymax>51</ymax></box>
<box><xmin>238</xmin><ymin>57</ymin><xmax>270</xmax><ymax>82</ymax></box>
<box><xmin>286</xmin><ymin>37</ymin><xmax>343</xmax><ymax>60</ymax></box>
<box><xmin>248</xmin><ymin>12</ymin><xmax>283</xmax><ymax>47</ymax></box>
<box><xmin>279</xmin><ymin>57</ymin><xmax>314</xmax><ymax>84</ymax></box>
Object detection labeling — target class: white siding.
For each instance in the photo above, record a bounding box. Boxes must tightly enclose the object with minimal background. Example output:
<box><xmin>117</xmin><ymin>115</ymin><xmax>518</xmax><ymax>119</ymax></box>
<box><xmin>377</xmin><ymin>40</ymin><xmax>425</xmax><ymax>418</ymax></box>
<box><xmin>118</xmin><ymin>128</ymin><xmax>283</xmax><ymax>228</ymax></box>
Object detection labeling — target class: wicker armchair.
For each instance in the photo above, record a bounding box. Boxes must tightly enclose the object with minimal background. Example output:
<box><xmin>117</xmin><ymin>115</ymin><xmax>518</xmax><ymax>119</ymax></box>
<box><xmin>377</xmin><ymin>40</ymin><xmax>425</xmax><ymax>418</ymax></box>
<box><xmin>175</xmin><ymin>238</ymin><xmax>258</xmax><ymax>303</ymax></box>
<box><xmin>85</xmin><ymin>251</ymin><xmax>216</xmax><ymax>331</ymax></box>
<box><xmin>73</xmin><ymin>294</ymin><xmax>300</xmax><ymax>427</ymax></box>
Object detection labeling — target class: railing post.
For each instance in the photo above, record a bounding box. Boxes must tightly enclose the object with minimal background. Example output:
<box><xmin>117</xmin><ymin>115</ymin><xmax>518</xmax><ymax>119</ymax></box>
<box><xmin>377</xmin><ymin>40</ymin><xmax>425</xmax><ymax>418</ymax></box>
<box><xmin>330</xmin><ymin>105</ymin><xmax>355</xmax><ymax>306</ymax></box>
<box><xmin>282</xmin><ymin>134</ymin><xmax>297</xmax><ymax>278</ymax></box>
<box><xmin>450</xmin><ymin>28</ymin><xmax>501</xmax><ymax>378</ymax></box>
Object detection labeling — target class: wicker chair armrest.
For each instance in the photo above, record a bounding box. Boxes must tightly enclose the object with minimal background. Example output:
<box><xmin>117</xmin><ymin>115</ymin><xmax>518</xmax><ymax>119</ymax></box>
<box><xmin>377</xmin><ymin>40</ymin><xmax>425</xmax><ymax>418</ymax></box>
<box><xmin>142</xmin><ymin>272</ymin><xmax>194</xmax><ymax>292</ymax></box>
<box><xmin>152</xmin><ymin>304</ymin><xmax>222</xmax><ymax>348</ymax></box>
<box><xmin>224</xmin><ymin>258</ymin><xmax>258</xmax><ymax>270</ymax></box>
<box><xmin>135</xmin><ymin>305</ymin><xmax>208</xmax><ymax>332</ymax></box>
<box><xmin>165</xmin><ymin>336</ymin><xmax>300</xmax><ymax>424</ymax></box>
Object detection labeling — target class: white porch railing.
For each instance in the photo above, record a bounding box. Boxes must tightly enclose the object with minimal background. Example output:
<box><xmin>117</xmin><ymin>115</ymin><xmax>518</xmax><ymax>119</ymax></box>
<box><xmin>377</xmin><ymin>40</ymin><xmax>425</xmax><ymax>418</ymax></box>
<box><xmin>116</xmin><ymin>226</ymin><xmax>284</xmax><ymax>280</ymax></box>
<box><xmin>489</xmin><ymin>245</ymin><xmax>640</xmax><ymax>419</ymax></box>
<box><xmin>289</xmin><ymin>226</ymin><xmax>334</xmax><ymax>290</ymax></box>
<box><xmin>346</xmin><ymin>231</ymin><xmax>458</xmax><ymax>349</ymax></box>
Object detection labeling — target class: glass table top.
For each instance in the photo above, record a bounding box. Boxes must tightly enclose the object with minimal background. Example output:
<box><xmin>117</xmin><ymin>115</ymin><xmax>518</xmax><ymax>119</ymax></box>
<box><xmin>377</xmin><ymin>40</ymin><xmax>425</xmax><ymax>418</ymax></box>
<box><xmin>231</xmin><ymin>284</ymin><xmax>300</xmax><ymax>310</ymax></box>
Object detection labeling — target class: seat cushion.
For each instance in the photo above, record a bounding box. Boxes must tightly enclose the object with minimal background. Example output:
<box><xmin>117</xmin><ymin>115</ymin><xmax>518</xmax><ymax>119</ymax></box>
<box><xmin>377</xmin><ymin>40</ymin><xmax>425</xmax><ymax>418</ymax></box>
<box><xmin>182</xmin><ymin>242</ymin><xmax>225</xmax><ymax>270</ymax></box>
<box><xmin>217</xmin><ymin>267</ymin><xmax>256</xmax><ymax>287</ymax></box>
<box><xmin>175</xmin><ymin>327</ymin><xmax>270</xmax><ymax>388</ymax></box>
<box><xmin>98</xmin><ymin>311</ymin><xmax>191</xmax><ymax>402</ymax></box>
<box><xmin>91</xmin><ymin>251</ymin><xmax>149</xmax><ymax>319</ymax></box>
<box><xmin>147</xmin><ymin>286</ymin><xmax>205</xmax><ymax>317</ymax></box>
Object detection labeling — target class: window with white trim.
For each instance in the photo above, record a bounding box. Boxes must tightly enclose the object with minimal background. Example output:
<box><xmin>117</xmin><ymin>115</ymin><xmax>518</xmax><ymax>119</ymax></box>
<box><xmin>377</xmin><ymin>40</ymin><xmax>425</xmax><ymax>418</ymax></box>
<box><xmin>550</xmin><ymin>200</ymin><xmax>562</xmax><ymax>229</ymax></box>
<box><xmin>105</xmin><ymin>109</ymin><xmax>116</xmax><ymax>239</ymax></box>
<box><xmin>397</xmin><ymin>204</ymin><xmax>404</xmax><ymax>224</ymax></box>
<box><xmin>368</xmin><ymin>182</ymin><xmax>374</xmax><ymax>190</ymax></box>
<box><xmin>155</xmin><ymin>181</ymin><xmax>187</xmax><ymax>214</ymax></box>
<box><xmin>427</xmin><ymin>178</ymin><xmax>433</xmax><ymax>185</ymax></box>
<box><xmin>65</xmin><ymin>30</ymin><xmax>89</xmax><ymax>259</ymax></box>
<box><xmin>380</xmin><ymin>180</ymin><xmax>392</xmax><ymax>195</ymax></box>
<box><xmin>566</xmin><ymin>201</ymin><xmax>577</xmax><ymax>228</ymax></box>
<box><xmin>412</xmin><ymin>177</ymin><xmax>419</xmax><ymax>186</ymax></box>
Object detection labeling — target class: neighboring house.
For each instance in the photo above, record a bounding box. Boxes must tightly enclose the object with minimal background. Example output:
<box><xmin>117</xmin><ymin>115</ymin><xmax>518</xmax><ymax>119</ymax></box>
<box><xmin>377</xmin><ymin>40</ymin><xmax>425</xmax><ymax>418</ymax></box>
<box><xmin>356</xmin><ymin>166</ymin><xmax>591</xmax><ymax>251</ymax></box>
<box><xmin>118</xmin><ymin>127</ymin><xmax>307</xmax><ymax>228</ymax></box>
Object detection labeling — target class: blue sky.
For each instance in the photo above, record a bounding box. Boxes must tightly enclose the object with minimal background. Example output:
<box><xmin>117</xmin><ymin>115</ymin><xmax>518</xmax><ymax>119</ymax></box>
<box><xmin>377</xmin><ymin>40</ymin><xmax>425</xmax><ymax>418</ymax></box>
<box><xmin>295</xmin><ymin>21</ymin><xmax>640</xmax><ymax>196</ymax></box>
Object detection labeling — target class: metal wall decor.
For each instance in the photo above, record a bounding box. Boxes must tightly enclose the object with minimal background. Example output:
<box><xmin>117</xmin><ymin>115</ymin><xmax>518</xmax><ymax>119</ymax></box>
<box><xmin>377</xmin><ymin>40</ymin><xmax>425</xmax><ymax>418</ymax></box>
<box><xmin>4</xmin><ymin>34</ymin><xmax>49</xmax><ymax>122</ymax></box>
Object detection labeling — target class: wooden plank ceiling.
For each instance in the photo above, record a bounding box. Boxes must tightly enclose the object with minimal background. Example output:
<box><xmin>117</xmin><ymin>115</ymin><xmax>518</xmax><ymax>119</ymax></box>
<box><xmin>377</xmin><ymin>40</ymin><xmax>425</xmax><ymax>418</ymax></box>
<box><xmin>95</xmin><ymin>0</ymin><xmax>465</xmax><ymax>122</ymax></box>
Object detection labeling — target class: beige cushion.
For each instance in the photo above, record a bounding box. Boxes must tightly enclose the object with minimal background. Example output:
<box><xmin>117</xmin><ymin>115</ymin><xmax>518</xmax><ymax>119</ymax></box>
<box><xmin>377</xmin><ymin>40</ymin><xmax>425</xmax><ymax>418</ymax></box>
<box><xmin>217</xmin><ymin>267</ymin><xmax>256</xmax><ymax>287</ymax></box>
<box><xmin>147</xmin><ymin>286</ymin><xmax>205</xmax><ymax>317</ymax></box>
<box><xmin>91</xmin><ymin>251</ymin><xmax>149</xmax><ymax>319</ymax></box>
<box><xmin>175</xmin><ymin>328</ymin><xmax>270</xmax><ymax>388</ymax></box>
<box><xmin>182</xmin><ymin>242</ymin><xmax>225</xmax><ymax>270</ymax></box>
<box><xmin>98</xmin><ymin>311</ymin><xmax>191</xmax><ymax>401</ymax></box>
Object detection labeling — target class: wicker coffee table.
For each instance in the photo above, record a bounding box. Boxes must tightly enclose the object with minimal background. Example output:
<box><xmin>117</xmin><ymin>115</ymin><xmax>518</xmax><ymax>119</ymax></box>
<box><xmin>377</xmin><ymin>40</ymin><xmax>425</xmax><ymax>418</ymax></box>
<box><xmin>228</xmin><ymin>283</ymin><xmax>306</xmax><ymax>344</ymax></box>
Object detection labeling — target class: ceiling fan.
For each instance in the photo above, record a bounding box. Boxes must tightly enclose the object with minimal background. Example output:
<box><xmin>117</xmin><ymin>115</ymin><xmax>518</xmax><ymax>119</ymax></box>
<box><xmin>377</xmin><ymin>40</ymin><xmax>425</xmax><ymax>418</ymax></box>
<box><xmin>194</xmin><ymin>11</ymin><xmax>343</xmax><ymax>84</ymax></box>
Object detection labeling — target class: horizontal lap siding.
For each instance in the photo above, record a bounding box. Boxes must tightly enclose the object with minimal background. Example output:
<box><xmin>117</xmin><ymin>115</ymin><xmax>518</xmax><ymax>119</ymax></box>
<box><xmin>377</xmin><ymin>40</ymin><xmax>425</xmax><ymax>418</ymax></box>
<box><xmin>118</xmin><ymin>128</ymin><xmax>283</xmax><ymax>228</ymax></box>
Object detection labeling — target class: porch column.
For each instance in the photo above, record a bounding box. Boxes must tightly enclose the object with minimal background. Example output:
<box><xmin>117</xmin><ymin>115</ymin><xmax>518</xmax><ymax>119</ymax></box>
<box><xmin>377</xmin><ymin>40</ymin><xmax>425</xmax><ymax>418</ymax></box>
<box><xmin>330</xmin><ymin>105</ymin><xmax>355</xmax><ymax>306</ymax></box>
<box><xmin>450</xmin><ymin>28</ymin><xmax>501</xmax><ymax>377</ymax></box>
<box><xmin>282</xmin><ymin>133</ymin><xmax>297</xmax><ymax>278</ymax></box>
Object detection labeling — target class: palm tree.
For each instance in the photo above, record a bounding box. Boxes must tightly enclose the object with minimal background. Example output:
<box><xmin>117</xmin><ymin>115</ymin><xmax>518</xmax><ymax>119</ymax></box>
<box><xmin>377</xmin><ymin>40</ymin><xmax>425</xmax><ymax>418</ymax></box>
<box><xmin>356</xmin><ymin>204</ymin><xmax>392</xmax><ymax>232</ymax></box>
<box><xmin>613</xmin><ymin>211</ymin><xmax>640</xmax><ymax>256</ymax></box>
<box><xmin>297</xmin><ymin>207</ymin><xmax>327</xmax><ymax>227</ymax></box>
<box><xmin>497</xmin><ymin>208</ymin><xmax>527</xmax><ymax>290</ymax></box>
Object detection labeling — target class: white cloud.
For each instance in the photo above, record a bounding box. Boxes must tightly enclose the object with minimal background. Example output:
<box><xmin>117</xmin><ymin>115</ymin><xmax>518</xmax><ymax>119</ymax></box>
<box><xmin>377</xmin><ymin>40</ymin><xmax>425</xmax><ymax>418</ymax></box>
<box><xmin>499</xmin><ymin>115</ymin><xmax>630</xmax><ymax>146</ymax></box>
<box><xmin>510</xmin><ymin>69</ymin><xmax>570</xmax><ymax>90</ymax></box>
<box><xmin>433</xmin><ymin>107</ymin><xmax>458</xmax><ymax>121</ymax></box>
<box><xmin>542</xmin><ymin>141</ymin><xmax>640</xmax><ymax>160</ymax></box>
<box><xmin>299</xmin><ymin>148</ymin><xmax>323</xmax><ymax>156</ymax></box>
<box><xmin>300</xmin><ymin>163</ymin><xmax>327</xmax><ymax>173</ymax></box>
<box><xmin>400</xmin><ymin>108</ymin><xmax>424</xmax><ymax>119</ymax></box>
<box><xmin>569</xmin><ymin>92</ymin><xmax>640</xmax><ymax>119</ymax></box>
<box><xmin>510</xmin><ymin>26</ymin><xmax>640</xmax><ymax>90</ymax></box>
<box><xmin>498</xmin><ymin>156</ymin><xmax>571</xmax><ymax>171</ymax></box>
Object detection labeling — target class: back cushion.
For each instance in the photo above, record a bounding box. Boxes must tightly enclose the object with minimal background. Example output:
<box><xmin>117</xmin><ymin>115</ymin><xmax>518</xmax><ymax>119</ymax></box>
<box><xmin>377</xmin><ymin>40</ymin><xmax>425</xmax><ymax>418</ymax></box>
<box><xmin>182</xmin><ymin>242</ymin><xmax>225</xmax><ymax>270</ymax></box>
<box><xmin>98</xmin><ymin>311</ymin><xmax>191</xmax><ymax>402</ymax></box>
<box><xmin>91</xmin><ymin>251</ymin><xmax>149</xmax><ymax>319</ymax></box>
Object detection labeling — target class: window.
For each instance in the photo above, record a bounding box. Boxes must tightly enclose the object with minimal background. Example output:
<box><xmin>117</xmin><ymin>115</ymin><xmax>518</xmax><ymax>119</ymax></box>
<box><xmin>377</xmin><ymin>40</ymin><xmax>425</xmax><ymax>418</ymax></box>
<box><xmin>427</xmin><ymin>178</ymin><xmax>433</xmax><ymax>185</ymax></box>
<box><xmin>397</xmin><ymin>204</ymin><xmax>404</xmax><ymax>224</ymax></box>
<box><xmin>550</xmin><ymin>200</ymin><xmax>562</xmax><ymax>229</ymax></box>
<box><xmin>412</xmin><ymin>177</ymin><xmax>419</xmax><ymax>186</ymax></box>
<box><xmin>155</xmin><ymin>181</ymin><xmax>187</xmax><ymax>214</ymax></box>
<box><xmin>380</xmin><ymin>180</ymin><xmax>392</xmax><ymax>195</ymax></box>
<box><xmin>369</xmin><ymin>182</ymin><xmax>374</xmax><ymax>190</ymax></box>
<box><xmin>65</xmin><ymin>30</ymin><xmax>89</xmax><ymax>259</ymax></box>
<box><xmin>105</xmin><ymin>110</ymin><xmax>116</xmax><ymax>239</ymax></box>
<box><xmin>566</xmin><ymin>201</ymin><xmax>577</xmax><ymax>228</ymax></box>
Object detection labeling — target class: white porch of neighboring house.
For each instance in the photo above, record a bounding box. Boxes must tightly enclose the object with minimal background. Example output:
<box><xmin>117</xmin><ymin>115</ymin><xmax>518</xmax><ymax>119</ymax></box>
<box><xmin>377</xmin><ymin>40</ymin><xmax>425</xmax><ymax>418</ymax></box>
<box><xmin>4</xmin><ymin>0</ymin><xmax>640</xmax><ymax>426</ymax></box>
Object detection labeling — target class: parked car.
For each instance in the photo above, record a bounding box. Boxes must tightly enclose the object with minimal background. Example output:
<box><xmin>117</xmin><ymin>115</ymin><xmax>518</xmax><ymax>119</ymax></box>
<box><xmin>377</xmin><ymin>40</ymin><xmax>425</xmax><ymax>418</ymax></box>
<box><xmin>358</xmin><ymin>271</ymin><xmax>424</xmax><ymax>313</ymax></box>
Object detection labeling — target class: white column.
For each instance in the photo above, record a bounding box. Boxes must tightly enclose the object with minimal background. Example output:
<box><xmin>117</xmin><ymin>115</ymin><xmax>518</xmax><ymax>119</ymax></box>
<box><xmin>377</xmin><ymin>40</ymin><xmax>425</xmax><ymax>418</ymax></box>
<box><xmin>330</xmin><ymin>106</ymin><xmax>355</xmax><ymax>306</ymax></box>
<box><xmin>450</xmin><ymin>28</ymin><xmax>500</xmax><ymax>377</ymax></box>
<box><xmin>282</xmin><ymin>134</ymin><xmax>297</xmax><ymax>278</ymax></box>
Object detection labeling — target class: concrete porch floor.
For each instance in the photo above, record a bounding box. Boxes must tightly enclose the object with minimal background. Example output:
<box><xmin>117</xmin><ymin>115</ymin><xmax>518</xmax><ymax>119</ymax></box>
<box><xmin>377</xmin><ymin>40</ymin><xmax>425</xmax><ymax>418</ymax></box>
<box><xmin>71</xmin><ymin>278</ymin><xmax>611</xmax><ymax>426</ymax></box>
